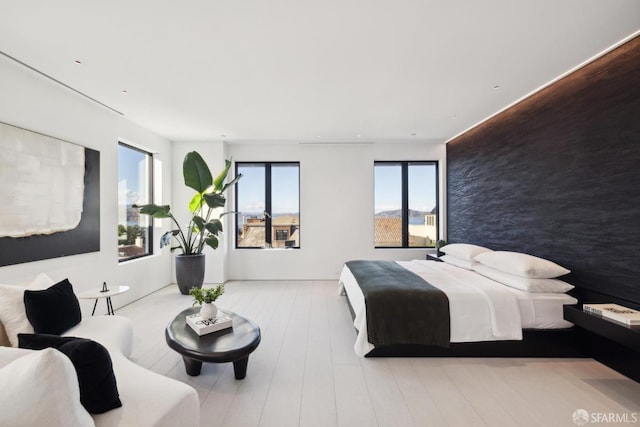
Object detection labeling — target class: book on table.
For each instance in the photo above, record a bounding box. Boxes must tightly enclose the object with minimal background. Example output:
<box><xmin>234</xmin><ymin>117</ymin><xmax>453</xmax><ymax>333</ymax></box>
<box><xmin>583</xmin><ymin>303</ymin><xmax>640</xmax><ymax>326</ymax></box>
<box><xmin>186</xmin><ymin>311</ymin><xmax>233</xmax><ymax>336</ymax></box>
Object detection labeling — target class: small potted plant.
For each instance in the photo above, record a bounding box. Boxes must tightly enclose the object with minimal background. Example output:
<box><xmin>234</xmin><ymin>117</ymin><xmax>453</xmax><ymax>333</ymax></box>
<box><xmin>189</xmin><ymin>285</ymin><xmax>224</xmax><ymax>320</ymax></box>
<box><xmin>435</xmin><ymin>239</ymin><xmax>447</xmax><ymax>257</ymax></box>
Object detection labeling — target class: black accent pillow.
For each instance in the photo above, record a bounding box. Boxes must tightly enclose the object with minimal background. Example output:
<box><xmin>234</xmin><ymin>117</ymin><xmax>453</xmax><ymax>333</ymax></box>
<box><xmin>23</xmin><ymin>278</ymin><xmax>82</xmax><ymax>335</ymax></box>
<box><xmin>18</xmin><ymin>333</ymin><xmax>122</xmax><ymax>414</ymax></box>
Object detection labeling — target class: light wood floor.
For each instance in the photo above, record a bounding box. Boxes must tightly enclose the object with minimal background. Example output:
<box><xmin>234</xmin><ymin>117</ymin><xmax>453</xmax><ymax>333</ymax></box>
<box><xmin>116</xmin><ymin>281</ymin><xmax>640</xmax><ymax>427</ymax></box>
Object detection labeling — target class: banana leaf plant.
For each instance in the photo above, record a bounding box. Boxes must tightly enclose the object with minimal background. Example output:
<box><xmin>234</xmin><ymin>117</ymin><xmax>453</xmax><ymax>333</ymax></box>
<box><xmin>134</xmin><ymin>152</ymin><xmax>242</xmax><ymax>255</ymax></box>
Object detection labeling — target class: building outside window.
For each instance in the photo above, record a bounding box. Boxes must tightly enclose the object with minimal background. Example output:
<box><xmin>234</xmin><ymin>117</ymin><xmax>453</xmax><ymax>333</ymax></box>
<box><xmin>235</xmin><ymin>162</ymin><xmax>300</xmax><ymax>249</ymax></box>
<box><xmin>117</xmin><ymin>143</ymin><xmax>153</xmax><ymax>261</ymax></box>
<box><xmin>374</xmin><ymin>161</ymin><xmax>438</xmax><ymax>248</ymax></box>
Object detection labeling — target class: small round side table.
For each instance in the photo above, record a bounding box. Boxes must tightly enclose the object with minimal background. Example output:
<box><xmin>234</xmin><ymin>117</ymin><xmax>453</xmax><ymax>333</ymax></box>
<box><xmin>78</xmin><ymin>285</ymin><xmax>130</xmax><ymax>315</ymax></box>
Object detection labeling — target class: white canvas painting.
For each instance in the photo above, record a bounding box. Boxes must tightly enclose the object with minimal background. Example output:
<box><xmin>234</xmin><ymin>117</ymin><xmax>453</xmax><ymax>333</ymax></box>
<box><xmin>0</xmin><ymin>122</ymin><xmax>85</xmax><ymax>237</ymax></box>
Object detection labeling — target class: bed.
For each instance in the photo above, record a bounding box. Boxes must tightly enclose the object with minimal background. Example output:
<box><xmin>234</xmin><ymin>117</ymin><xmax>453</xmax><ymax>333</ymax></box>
<box><xmin>339</xmin><ymin>257</ymin><xmax>581</xmax><ymax>357</ymax></box>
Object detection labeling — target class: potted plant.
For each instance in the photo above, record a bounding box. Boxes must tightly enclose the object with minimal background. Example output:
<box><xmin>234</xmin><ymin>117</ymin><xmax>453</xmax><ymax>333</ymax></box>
<box><xmin>435</xmin><ymin>239</ymin><xmax>447</xmax><ymax>257</ymax></box>
<box><xmin>135</xmin><ymin>152</ymin><xmax>241</xmax><ymax>294</ymax></box>
<box><xmin>189</xmin><ymin>285</ymin><xmax>224</xmax><ymax>319</ymax></box>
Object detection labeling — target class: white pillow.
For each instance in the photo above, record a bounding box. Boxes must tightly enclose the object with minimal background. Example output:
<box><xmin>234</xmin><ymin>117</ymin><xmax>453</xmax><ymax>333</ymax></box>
<box><xmin>0</xmin><ymin>348</ymin><xmax>95</xmax><ymax>427</ymax></box>
<box><xmin>440</xmin><ymin>243</ymin><xmax>493</xmax><ymax>261</ymax></box>
<box><xmin>473</xmin><ymin>264</ymin><xmax>574</xmax><ymax>293</ymax></box>
<box><xmin>0</xmin><ymin>323</ymin><xmax>9</xmax><ymax>347</ymax></box>
<box><xmin>440</xmin><ymin>254</ymin><xmax>477</xmax><ymax>270</ymax></box>
<box><xmin>473</xmin><ymin>251</ymin><xmax>570</xmax><ymax>279</ymax></box>
<box><xmin>0</xmin><ymin>273</ymin><xmax>54</xmax><ymax>346</ymax></box>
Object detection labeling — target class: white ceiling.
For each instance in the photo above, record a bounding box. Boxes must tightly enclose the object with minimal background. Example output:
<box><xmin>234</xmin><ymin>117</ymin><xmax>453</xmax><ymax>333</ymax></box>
<box><xmin>1</xmin><ymin>1</ymin><xmax>639</xmax><ymax>143</ymax></box>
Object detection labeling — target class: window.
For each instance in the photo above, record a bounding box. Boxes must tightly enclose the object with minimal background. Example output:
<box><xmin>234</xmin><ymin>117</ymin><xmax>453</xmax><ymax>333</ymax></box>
<box><xmin>235</xmin><ymin>162</ymin><xmax>300</xmax><ymax>249</ymax></box>
<box><xmin>118</xmin><ymin>143</ymin><xmax>153</xmax><ymax>261</ymax></box>
<box><xmin>374</xmin><ymin>161</ymin><xmax>438</xmax><ymax>248</ymax></box>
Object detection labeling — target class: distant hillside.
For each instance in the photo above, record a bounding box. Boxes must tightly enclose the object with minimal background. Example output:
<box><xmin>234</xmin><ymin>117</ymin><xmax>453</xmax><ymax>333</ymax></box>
<box><xmin>375</xmin><ymin>208</ymin><xmax>435</xmax><ymax>218</ymax></box>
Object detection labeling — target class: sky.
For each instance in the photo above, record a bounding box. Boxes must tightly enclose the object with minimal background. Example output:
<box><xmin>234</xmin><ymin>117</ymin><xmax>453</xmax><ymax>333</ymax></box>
<box><xmin>120</xmin><ymin>155</ymin><xmax>435</xmax><ymax>216</ymax></box>
<box><xmin>236</xmin><ymin>164</ymin><xmax>300</xmax><ymax>214</ymax></box>
<box><xmin>118</xmin><ymin>144</ymin><xmax>147</xmax><ymax>204</ymax></box>
<box><xmin>374</xmin><ymin>163</ymin><xmax>437</xmax><ymax>213</ymax></box>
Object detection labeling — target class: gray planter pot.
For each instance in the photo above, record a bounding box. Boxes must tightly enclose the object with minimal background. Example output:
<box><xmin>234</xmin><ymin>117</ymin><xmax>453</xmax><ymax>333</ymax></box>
<box><xmin>175</xmin><ymin>254</ymin><xmax>205</xmax><ymax>295</ymax></box>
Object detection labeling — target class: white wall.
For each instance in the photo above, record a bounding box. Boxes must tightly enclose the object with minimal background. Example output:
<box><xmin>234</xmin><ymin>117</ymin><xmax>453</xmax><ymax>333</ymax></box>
<box><xmin>225</xmin><ymin>142</ymin><xmax>446</xmax><ymax>281</ymax></box>
<box><xmin>0</xmin><ymin>54</ymin><xmax>175</xmax><ymax>314</ymax></box>
<box><xmin>0</xmin><ymin>53</ymin><xmax>447</xmax><ymax>291</ymax></box>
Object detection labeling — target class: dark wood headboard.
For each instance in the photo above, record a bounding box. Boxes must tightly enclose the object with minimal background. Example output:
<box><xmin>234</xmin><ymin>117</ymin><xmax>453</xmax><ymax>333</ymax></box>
<box><xmin>447</xmin><ymin>35</ymin><xmax>640</xmax><ymax>306</ymax></box>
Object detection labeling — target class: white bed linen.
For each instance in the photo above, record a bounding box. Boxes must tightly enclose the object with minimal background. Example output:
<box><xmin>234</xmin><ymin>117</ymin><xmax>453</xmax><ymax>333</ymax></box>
<box><xmin>338</xmin><ymin>260</ymin><xmax>574</xmax><ymax>357</ymax></box>
<box><xmin>512</xmin><ymin>290</ymin><xmax>577</xmax><ymax>329</ymax></box>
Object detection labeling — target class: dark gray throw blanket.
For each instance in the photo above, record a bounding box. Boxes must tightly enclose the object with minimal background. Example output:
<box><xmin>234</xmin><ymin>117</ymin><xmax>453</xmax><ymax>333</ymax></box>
<box><xmin>346</xmin><ymin>260</ymin><xmax>450</xmax><ymax>348</ymax></box>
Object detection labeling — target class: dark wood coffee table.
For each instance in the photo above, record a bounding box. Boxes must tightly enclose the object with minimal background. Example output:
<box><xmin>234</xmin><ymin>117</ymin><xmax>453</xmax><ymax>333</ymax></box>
<box><xmin>165</xmin><ymin>307</ymin><xmax>261</xmax><ymax>379</ymax></box>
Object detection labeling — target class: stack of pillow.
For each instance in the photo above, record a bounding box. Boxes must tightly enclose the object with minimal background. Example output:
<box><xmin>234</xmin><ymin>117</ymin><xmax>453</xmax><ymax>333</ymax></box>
<box><xmin>439</xmin><ymin>243</ymin><xmax>574</xmax><ymax>293</ymax></box>
<box><xmin>439</xmin><ymin>243</ymin><xmax>492</xmax><ymax>270</ymax></box>
<box><xmin>0</xmin><ymin>274</ymin><xmax>121</xmax><ymax>425</ymax></box>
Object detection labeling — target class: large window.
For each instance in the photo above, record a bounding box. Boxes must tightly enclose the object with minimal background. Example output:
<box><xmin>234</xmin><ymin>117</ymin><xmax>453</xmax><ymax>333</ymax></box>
<box><xmin>374</xmin><ymin>161</ymin><xmax>438</xmax><ymax>248</ymax></box>
<box><xmin>235</xmin><ymin>162</ymin><xmax>300</xmax><ymax>249</ymax></box>
<box><xmin>118</xmin><ymin>143</ymin><xmax>153</xmax><ymax>261</ymax></box>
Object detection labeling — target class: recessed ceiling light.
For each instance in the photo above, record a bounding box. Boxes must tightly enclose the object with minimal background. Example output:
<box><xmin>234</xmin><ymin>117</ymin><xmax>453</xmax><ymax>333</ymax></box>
<box><xmin>122</xmin><ymin>90</ymin><xmax>128</xmax><ymax>94</ymax></box>
<box><xmin>74</xmin><ymin>60</ymin><xmax>82</xmax><ymax>65</ymax></box>
<box><xmin>410</xmin><ymin>133</ymin><xmax>417</xmax><ymax>136</ymax></box>
<box><xmin>493</xmin><ymin>85</ymin><xmax>500</xmax><ymax>89</ymax></box>
<box><xmin>452</xmin><ymin>115</ymin><xmax>457</xmax><ymax>119</ymax></box>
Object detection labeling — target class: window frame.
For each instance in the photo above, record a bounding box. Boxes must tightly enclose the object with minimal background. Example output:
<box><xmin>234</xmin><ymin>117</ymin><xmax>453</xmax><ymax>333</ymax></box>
<box><xmin>374</xmin><ymin>160</ymin><xmax>439</xmax><ymax>249</ymax></box>
<box><xmin>234</xmin><ymin>161</ymin><xmax>301</xmax><ymax>249</ymax></box>
<box><xmin>117</xmin><ymin>142</ymin><xmax>154</xmax><ymax>262</ymax></box>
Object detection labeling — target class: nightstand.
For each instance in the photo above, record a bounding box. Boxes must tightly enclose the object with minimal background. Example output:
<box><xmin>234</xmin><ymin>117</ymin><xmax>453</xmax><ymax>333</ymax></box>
<box><xmin>563</xmin><ymin>305</ymin><xmax>640</xmax><ymax>352</ymax></box>
<box><xmin>426</xmin><ymin>253</ymin><xmax>444</xmax><ymax>262</ymax></box>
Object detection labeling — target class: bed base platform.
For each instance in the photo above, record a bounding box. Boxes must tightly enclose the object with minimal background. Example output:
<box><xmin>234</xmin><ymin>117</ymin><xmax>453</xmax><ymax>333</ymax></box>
<box><xmin>364</xmin><ymin>329</ymin><xmax>584</xmax><ymax>358</ymax></box>
<box><xmin>343</xmin><ymin>294</ymin><xmax>585</xmax><ymax>358</ymax></box>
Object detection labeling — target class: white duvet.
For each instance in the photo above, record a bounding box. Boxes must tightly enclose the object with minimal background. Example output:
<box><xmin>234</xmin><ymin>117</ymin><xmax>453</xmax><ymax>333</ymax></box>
<box><xmin>339</xmin><ymin>260</ymin><xmax>524</xmax><ymax>357</ymax></box>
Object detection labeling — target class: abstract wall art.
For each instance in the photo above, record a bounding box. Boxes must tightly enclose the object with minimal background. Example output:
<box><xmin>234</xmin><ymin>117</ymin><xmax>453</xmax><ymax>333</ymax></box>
<box><xmin>0</xmin><ymin>121</ymin><xmax>100</xmax><ymax>266</ymax></box>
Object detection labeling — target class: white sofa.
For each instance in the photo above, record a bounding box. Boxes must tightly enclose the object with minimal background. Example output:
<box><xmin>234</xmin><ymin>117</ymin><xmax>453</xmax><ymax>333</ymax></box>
<box><xmin>0</xmin><ymin>278</ymin><xmax>199</xmax><ymax>427</ymax></box>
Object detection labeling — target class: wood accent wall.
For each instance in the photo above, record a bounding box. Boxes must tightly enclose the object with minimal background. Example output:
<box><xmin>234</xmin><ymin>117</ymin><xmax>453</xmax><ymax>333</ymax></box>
<box><xmin>447</xmin><ymin>36</ymin><xmax>640</xmax><ymax>304</ymax></box>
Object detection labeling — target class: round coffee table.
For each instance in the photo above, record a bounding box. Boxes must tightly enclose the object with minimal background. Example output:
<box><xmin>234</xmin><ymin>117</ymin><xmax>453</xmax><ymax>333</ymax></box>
<box><xmin>165</xmin><ymin>307</ymin><xmax>261</xmax><ymax>379</ymax></box>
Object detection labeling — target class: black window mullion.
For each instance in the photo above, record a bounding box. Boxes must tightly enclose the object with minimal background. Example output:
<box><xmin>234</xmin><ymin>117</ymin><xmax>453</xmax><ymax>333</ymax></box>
<box><xmin>434</xmin><ymin>162</ymin><xmax>440</xmax><ymax>244</ymax></box>
<box><xmin>401</xmin><ymin>162</ymin><xmax>409</xmax><ymax>247</ymax></box>
<box><xmin>234</xmin><ymin>163</ymin><xmax>239</xmax><ymax>248</ymax></box>
<box><xmin>147</xmin><ymin>153</ymin><xmax>154</xmax><ymax>254</ymax></box>
<box><xmin>264</xmin><ymin>163</ymin><xmax>272</xmax><ymax>247</ymax></box>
